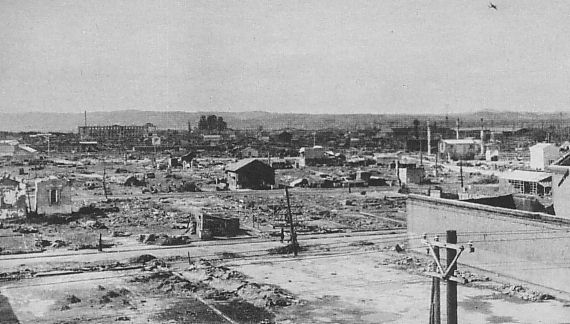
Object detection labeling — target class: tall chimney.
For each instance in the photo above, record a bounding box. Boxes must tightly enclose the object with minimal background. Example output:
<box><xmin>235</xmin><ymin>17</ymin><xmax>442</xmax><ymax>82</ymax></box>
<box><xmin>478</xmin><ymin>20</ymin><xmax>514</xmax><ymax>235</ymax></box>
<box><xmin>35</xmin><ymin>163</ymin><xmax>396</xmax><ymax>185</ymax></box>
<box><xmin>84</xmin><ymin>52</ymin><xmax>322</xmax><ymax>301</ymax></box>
<box><xmin>427</xmin><ymin>121</ymin><xmax>431</xmax><ymax>155</ymax></box>
<box><xmin>480</xmin><ymin>118</ymin><xmax>485</xmax><ymax>155</ymax></box>
<box><xmin>456</xmin><ymin>119</ymin><xmax>460</xmax><ymax>140</ymax></box>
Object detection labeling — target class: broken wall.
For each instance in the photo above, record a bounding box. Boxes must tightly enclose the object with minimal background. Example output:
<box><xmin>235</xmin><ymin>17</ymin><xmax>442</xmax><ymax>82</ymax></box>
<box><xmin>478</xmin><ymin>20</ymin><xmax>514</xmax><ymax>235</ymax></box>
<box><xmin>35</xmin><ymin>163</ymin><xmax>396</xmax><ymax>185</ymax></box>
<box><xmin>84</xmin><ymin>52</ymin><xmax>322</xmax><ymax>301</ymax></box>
<box><xmin>407</xmin><ymin>194</ymin><xmax>570</xmax><ymax>293</ymax></box>
<box><xmin>0</xmin><ymin>186</ymin><xmax>27</xmax><ymax>219</ymax></box>
<box><xmin>33</xmin><ymin>179</ymin><xmax>73</xmax><ymax>215</ymax></box>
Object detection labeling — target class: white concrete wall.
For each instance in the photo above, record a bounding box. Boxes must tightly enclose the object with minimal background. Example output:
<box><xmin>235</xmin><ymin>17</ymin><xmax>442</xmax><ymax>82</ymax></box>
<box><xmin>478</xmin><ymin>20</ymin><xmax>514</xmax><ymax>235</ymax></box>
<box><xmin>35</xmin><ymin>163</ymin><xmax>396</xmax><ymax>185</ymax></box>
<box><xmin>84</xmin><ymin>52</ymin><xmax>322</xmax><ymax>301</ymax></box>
<box><xmin>408</xmin><ymin>194</ymin><xmax>570</xmax><ymax>293</ymax></box>
<box><xmin>530</xmin><ymin>144</ymin><xmax>560</xmax><ymax>170</ymax></box>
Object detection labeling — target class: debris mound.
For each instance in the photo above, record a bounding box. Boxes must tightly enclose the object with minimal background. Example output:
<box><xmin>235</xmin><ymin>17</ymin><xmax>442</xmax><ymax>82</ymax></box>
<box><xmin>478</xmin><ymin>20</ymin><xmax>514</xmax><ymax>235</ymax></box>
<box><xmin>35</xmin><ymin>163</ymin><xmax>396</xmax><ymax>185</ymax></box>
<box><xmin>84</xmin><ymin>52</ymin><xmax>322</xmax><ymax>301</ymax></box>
<box><xmin>130</xmin><ymin>254</ymin><xmax>157</xmax><ymax>264</ymax></box>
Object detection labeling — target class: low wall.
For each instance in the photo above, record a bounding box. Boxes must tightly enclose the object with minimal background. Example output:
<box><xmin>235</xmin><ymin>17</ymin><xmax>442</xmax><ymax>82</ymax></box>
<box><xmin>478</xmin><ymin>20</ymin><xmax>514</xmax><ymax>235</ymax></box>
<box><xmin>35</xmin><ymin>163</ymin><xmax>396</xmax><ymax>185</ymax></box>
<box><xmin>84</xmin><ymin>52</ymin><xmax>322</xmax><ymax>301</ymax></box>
<box><xmin>407</xmin><ymin>194</ymin><xmax>570</xmax><ymax>293</ymax></box>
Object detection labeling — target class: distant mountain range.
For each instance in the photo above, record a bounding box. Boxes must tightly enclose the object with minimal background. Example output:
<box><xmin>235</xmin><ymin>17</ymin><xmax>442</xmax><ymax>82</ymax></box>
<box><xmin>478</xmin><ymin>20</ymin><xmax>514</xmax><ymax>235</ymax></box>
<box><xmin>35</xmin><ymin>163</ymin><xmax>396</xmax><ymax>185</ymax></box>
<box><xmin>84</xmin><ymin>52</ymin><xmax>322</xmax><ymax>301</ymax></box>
<box><xmin>0</xmin><ymin>110</ymin><xmax>568</xmax><ymax>133</ymax></box>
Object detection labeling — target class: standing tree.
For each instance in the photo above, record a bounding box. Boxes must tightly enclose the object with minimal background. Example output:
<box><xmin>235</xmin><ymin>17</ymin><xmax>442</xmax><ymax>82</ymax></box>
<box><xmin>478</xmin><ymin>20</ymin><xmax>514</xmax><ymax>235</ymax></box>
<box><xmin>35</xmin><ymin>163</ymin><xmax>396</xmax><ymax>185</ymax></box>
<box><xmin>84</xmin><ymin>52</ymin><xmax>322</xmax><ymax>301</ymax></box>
<box><xmin>198</xmin><ymin>116</ymin><xmax>208</xmax><ymax>130</ymax></box>
<box><xmin>198</xmin><ymin>114</ymin><xmax>228</xmax><ymax>133</ymax></box>
<box><xmin>206</xmin><ymin>115</ymin><xmax>218</xmax><ymax>131</ymax></box>
<box><xmin>217</xmin><ymin>116</ymin><xmax>227</xmax><ymax>131</ymax></box>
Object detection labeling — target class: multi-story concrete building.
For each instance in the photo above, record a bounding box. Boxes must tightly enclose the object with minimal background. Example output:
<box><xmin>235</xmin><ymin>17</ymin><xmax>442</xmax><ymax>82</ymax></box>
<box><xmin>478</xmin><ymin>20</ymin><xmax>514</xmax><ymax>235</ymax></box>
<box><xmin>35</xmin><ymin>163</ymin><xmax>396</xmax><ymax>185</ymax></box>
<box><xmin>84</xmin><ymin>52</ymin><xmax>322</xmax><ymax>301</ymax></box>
<box><xmin>530</xmin><ymin>143</ymin><xmax>560</xmax><ymax>170</ymax></box>
<box><xmin>78</xmin><ymin>123</ymin><xmax>156</xmax><ymax>142</ymax></box>
<box><xmin>439</xmin><ymin>138</ymin><xmax>482</xmax><ymax>161</ymax></box>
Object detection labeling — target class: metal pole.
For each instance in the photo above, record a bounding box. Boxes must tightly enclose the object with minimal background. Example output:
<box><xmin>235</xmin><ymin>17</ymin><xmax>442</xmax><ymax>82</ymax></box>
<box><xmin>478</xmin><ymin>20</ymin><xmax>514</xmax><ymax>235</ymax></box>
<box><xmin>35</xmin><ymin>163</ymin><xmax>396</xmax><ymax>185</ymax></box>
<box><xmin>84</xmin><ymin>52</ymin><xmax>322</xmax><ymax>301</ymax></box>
<box><xmin>446</xmin><ymin>230</ymin><xmax>458</xmax><ymax>324</ymax></box>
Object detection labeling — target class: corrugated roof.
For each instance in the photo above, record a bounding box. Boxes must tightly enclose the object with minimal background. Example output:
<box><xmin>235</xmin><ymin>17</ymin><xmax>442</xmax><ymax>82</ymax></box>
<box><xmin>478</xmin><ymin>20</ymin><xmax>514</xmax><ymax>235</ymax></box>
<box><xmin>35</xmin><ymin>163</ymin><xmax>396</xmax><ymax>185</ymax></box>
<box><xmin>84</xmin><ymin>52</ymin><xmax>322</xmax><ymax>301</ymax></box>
<box><xmin>500</xmin><ymin>170</ymin><xmax>552</xmax><ymax>183</ymax></box>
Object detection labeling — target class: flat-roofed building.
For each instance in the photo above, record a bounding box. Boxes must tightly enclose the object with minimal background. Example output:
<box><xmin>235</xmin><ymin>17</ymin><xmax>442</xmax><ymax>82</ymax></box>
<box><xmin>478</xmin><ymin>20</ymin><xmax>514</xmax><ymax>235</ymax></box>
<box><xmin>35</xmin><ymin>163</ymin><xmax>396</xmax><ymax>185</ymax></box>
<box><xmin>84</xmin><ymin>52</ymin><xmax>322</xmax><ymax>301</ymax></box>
<box><xmin>439</xmin><ymin>138</ymin><xmax>482</xmax><ymax>161</ymax></box>
<box><xmin>78</xmin><ymin>123</ymin><xmax>156</xmax><ymax>142</ymax></box>
<box><xmin>530</xmin><ymin>143</ymin><xmax>560</xmax><ymax>170</ymax></box>
<box><xmin>499</xmin><ymin>170</ymin><xmax>552</xmax><ymax>196</ymax></box>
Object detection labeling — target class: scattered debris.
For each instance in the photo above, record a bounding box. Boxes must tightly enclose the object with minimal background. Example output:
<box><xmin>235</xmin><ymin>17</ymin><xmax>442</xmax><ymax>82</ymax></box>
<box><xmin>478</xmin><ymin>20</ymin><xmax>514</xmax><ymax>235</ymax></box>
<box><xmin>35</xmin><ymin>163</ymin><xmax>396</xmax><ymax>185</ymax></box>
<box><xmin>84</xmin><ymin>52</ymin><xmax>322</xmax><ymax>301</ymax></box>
<box><xmin>499</xmin><ymin>284</ymin><xmax>555</xmax><ymax>302</ymax></box>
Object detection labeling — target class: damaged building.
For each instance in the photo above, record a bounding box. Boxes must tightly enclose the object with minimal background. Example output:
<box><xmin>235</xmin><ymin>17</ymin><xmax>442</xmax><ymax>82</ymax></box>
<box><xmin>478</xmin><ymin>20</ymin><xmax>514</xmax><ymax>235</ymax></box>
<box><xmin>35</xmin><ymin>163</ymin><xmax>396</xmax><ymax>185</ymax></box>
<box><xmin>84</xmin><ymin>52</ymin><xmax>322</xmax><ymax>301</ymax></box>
<box><xmin>397</xmin><ymin>163</ymin><xmax>425</xmax><ymax>185</ymax></box>
<box><xmin>32</xmin><ymin>177</ymin><xmax>73</xmax><ymax>215</ymax></box>
<box><xmin>0</xmin><ymin>176</ymin><xmax>28</xmax><ymax>219</ymax></box>
<box><xmin>195</xmin><ymin>213</ymin><xmax>240</xmax><ymax>239</ymax></box>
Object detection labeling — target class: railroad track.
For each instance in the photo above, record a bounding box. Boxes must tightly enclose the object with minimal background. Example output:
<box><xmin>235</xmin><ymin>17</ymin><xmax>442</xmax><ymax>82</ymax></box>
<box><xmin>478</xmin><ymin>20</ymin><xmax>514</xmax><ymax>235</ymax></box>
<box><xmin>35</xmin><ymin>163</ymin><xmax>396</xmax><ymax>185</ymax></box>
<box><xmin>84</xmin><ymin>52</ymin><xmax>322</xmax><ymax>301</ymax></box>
<box><xmin>0</xmin><ymin>229</ymin><xmax>409</xmax><ymax>276</ymax></box>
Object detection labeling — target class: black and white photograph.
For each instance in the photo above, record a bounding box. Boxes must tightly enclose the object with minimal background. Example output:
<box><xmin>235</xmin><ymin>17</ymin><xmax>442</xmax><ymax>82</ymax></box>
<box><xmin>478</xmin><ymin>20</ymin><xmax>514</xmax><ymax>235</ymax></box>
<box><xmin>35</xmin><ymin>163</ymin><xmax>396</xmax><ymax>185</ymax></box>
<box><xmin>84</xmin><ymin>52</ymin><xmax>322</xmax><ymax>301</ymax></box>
<box><xmin>1</xmin><ymin>0</ymin><xmax>570</xmax><ymax>323</ymax></box>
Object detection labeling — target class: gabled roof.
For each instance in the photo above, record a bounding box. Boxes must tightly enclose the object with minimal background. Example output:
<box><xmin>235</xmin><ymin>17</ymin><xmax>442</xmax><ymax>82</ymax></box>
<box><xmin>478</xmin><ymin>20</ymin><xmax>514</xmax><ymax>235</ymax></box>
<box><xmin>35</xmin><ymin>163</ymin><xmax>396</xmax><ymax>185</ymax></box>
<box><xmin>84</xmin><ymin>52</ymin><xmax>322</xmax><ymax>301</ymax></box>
<box><xmin>225</xmin><ymin>158</ymin><xmax>271</xmax><ymax>172</ymax></box>
<box><xmin>17</xmin><ymin>144</ymin><xmax>37</xmax><ymax>153</ymax></box>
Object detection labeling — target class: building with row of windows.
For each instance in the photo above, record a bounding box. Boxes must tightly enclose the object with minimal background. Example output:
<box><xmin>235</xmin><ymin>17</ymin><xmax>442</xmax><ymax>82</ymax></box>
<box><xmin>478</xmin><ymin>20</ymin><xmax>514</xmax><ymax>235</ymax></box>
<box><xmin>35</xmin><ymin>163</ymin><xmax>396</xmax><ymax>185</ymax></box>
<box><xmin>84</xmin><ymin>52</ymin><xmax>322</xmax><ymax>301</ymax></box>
<box><xmin>78</xmin><ymin>123</ymin><xmax>156</xmax><ymax>142</ymax></box>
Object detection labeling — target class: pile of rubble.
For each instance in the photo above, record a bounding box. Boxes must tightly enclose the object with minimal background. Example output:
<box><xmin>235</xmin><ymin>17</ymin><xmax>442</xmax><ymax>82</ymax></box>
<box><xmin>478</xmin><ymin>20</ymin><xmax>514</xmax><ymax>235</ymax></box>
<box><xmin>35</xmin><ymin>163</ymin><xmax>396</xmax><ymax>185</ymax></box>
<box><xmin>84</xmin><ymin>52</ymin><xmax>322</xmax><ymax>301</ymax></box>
<box><xmin>131</xmin><ymin>259</ymin><xmax>297</xmax><ymax>315</ymax></box>
<box><xmin>498</xmin><ymin>284</ymin><xmax>555</xmax><ymax>301</ymax></box>
<box><xmin>184</xmin><ymin>260</ymin><xmax>297</xmax><ymax>308</ymax></box>
<box><xmin>138</xmin><ymin>233</ymin><xmax>191</xmax><ymax>246</ymax></box>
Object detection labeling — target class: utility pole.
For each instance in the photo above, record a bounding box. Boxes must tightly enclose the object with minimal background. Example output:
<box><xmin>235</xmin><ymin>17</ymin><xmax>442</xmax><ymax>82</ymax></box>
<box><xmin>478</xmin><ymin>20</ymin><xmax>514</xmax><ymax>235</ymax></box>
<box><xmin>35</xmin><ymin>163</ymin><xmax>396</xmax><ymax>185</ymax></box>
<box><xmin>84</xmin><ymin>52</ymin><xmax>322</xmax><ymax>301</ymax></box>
<box><xmin>446</xmin><ymin>231</ymin><xmax>458</xmax><ymax>324</ymax></box>
<box><xmin>459</xmin><ymin>159</ymin><xmax>463</xmax><ymax>188</ymax></box>
<box><xmin>102</xmin><ymin>167</ymin><xmax>109</xmax><ymax>200</ymax></box>
<box><xmin>429</xmin><ymin>235</ymin><xmax>441</xmax><ymax>324</ymax></box>
<box><xmin>423</xmin><ymin>231</ymin><xmax>474</xmax><ymax>324</ymax></box>
<box><xmin>435</xmin><ymin>150</ymin><xmax>438</xmax><ymax>177</ymax></box>
<box><xmin>284</xmin><ymin>186</ymin><xmax>298</xmax><ymax>256</ymax></box>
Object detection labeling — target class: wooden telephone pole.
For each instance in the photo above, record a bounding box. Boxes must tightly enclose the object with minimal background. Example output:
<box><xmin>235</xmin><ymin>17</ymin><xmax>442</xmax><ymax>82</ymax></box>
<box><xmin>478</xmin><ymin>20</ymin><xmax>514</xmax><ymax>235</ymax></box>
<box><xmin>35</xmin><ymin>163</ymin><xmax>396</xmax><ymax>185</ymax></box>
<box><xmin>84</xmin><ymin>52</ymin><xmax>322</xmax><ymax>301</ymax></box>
<box><xmin>424</xmin><ymin>230</ymin><xmax>474</xmax><ymax>324</ymax></box>
<box><xmin>459</xmin><ymin>160</ymin><xmax>464</xmax><ymax>189</ymax></box>
<box><xmin>102</xmin><ymin>167</ymin><xmax>109</xmax><ymax>200</ymax></box>
<box><xmin>284</xmin><ymin>186</ymin><xmax>298</xmax><ymax>256</ymax></box>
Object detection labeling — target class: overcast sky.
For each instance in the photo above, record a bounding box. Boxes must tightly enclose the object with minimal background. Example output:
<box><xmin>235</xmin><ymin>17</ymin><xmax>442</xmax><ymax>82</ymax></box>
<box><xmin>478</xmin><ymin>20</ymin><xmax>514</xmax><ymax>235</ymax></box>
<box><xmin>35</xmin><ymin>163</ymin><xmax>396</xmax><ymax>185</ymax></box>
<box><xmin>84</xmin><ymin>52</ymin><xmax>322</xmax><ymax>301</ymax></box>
<box><xmin>1</xmin><ymin>0</ymin><xmax>569</xmax><ymax>114</ymax></box>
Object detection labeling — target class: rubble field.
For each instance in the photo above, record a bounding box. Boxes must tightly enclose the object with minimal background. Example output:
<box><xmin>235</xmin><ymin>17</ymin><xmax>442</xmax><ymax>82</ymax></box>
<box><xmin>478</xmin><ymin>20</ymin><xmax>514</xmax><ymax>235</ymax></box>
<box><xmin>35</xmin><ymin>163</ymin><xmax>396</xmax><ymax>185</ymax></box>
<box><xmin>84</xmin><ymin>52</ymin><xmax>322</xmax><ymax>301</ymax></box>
<box><xmin>0</xmin><ymin>167</ymin><xmax>406</xmax><ymax>255</ymax></box>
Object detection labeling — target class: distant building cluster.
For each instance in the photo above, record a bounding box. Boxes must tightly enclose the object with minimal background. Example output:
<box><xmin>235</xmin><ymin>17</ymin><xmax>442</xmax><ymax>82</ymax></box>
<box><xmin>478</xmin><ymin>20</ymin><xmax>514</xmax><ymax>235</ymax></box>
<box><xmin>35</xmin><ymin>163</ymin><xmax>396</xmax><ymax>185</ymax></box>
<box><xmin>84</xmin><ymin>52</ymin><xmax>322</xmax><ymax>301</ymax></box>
<box><xmin>0</xmin><ymin>140</ymin><xmax>38</xmax><ymax>162</ymax></box>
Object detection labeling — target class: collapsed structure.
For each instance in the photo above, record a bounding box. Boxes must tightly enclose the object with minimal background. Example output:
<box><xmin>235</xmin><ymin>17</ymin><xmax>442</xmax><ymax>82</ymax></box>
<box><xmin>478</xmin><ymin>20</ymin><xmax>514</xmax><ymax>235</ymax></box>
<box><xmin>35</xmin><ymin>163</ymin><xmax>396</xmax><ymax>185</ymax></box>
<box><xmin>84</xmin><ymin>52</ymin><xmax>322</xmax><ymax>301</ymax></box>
<box><xmin>0</xmin><ymin>176</ymin><xmax>27</xmax><ymax>219</ymax></box>
<box><xmin>194</xmin><ymin>212</ymin><xmax>240</xmax><ymax>239</ymax></box>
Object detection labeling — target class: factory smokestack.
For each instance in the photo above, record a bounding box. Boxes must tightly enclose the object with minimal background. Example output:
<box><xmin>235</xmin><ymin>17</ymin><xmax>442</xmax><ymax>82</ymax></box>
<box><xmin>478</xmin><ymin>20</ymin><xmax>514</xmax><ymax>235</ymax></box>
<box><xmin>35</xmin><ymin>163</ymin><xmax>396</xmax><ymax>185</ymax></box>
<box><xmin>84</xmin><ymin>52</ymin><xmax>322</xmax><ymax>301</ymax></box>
<box><xmin>456</xmin><ymin>119</ymin><xmax>460</xmax><ymax>140</ymax></box>
<box><xmin>480</xmin><ymin>118</ymin><xmax>485</xmax><ymax>155</ymax></box>
<box><xmin>427</xmin><ymin>121</ymin><xmax>431</xmax><ymax>155</ymax></box>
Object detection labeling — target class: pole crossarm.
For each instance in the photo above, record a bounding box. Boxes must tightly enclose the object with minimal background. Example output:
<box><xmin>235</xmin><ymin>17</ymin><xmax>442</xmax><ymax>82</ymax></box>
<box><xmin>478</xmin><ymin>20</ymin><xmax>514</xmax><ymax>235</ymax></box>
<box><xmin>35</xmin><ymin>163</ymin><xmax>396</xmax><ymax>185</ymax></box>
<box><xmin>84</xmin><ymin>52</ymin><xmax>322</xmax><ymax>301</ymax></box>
<box><xmin>425</xmin><ymin>242</ymin><xmax>446</xmax><ymax>275</ymax></box>
<box><xmin>443</xmin><ymin>247</ymin><xmax>464</xmax><ymax>279</ymax></box>
<box><xmin>422</xmin><ymin>234</ymin><xmax>474</xmax><ymax>283</ymax></box>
